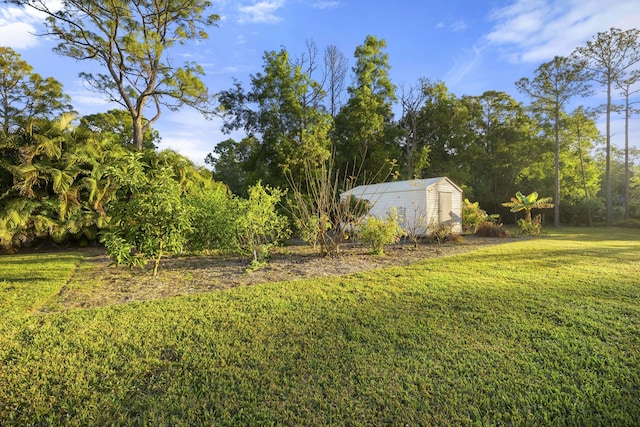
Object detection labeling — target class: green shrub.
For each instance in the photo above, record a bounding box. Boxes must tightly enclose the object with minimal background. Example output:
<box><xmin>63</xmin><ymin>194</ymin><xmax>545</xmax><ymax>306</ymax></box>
<box><xmin>475</xmin><ymin>220</ymin><xmax>510</xmax><ymax>238</ymax></box>
<box><xmin>101</xmin><ymin>166</ymin><xmax>193</xmax><ymax>276</ymax></box>
<box><xmin>294</xmin><ymin>215</ymin><xmax>323</xmax><ymax>249</ymax></box>
<box><xmin>235</xmin><ymin>182</ymin><xmax>291</xmax><ymax>267</ymax></box>
<box><xmin>517</xmin><ymin>214</ymin><xmax>542</xmax><ymax>235</ymax></box>
<box><xmin>462</xmin><ymin>199</ymin><xmax>487</xmax><ymax>232</ymax></box>
<box><xmin>186</xmin><ymin>185</ymin><xmax>237</xmax><ymax>253</ymax></box>
<box><xmin>358</xmin><ymin>209</ymin><xmax>405</xmax><ymax>255</ymax></box>
<box><xmin>614</xmin><ymin>218</ymin><xmax>640</xmax><ymax>228</ymax></box>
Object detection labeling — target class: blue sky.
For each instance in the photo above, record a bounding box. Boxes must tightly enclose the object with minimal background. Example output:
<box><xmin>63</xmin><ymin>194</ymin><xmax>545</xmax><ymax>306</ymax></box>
<box><xmin>1</xmin><ymin>0</ymin><xmax>639</xmax><ymax>165</ymax></box>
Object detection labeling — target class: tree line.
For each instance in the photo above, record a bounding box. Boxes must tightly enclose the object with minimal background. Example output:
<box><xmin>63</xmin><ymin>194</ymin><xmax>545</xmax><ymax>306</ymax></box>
<box><xmin>211</xmin><ymin>30</ymin><xmax>640</xmax><ymax>227</ymax></box>
<box><xmin>1</xmin><ymin>0</ymin><xmax>640</xmax><ymax>261</ymax></box>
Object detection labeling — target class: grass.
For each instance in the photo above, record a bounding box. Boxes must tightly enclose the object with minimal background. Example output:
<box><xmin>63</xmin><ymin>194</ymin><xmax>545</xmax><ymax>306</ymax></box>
<box><xmin>0</xmin><ymin>227</ymin><xmax>639</xmax><ymax>425</ymax></box>
<box><xmin>0</xmin><ymin>252</ymin><xmax>82</xmax><ymax>327</ymax></box>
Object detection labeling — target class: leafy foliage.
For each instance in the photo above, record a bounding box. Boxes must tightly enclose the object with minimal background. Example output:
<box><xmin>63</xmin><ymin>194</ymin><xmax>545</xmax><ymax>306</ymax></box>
<box><xmin>503</xmin><ymin>191</ymin><xmax>554</xmax><ymax>235</ymax></box>
<box><xmin>503</xmin><ymin>191</ymin><xmax>552</xmax><ymax>217</ymax></box>
<box><xmin>101</xmin><ymin>158</ymin><xmax>193</xmax><ymax>276</ymax></box>
<box><xmin>217</xmin><ymin>49</ymin><xmax>332</xmax><ymax>192</ymax></box>
<box><xmin>357</xmin><ymin>208</ymin><xmax>404</xmax><ymax>255</ymax></box>
<box><xmin>79</xmin><ymin>109</ymin><xmax>160</xmax><ymax>150</ymax></box>
<box><xmin>185</xmin><ymin>184</ymin><xmax>236</xmax><ymax>253</ymax></box>
<box><xmin>517</xmin><ymin>215</ymin><xmax>542</xmax><ymax>236</ymax></box>
<box><xmin>462</xmin><ymin>198</ymin><xmax>488</xmax><ymax>233</ymax></box>
<box><xmin>234</xmin><ymin>182</ymin><xmax>290</xmax><ymax>267</ymax></box>
<box><xmin>12</xmin><ymin>0</ymin><xmax>219</xmax><ymax>149</ymax></box>
<box><xmin>333</xmin><ymin>35</ymin><xmax>400</xmax><ymax>181</ymax></box>
<box><xmin>0</xmin><ymin>46</ymin><xmax>73</xmax><ymax>135</ymax></box>
<box><xmin>0</xmin><ymin>114</ymin><xmax>123</xmax><ymax>252</ymax></box>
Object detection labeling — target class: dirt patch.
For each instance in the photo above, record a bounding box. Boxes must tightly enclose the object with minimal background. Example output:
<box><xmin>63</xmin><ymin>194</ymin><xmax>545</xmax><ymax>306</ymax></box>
<box><xmin>53</xmin><ymin>236</ymin><xmax>510</xmax><ymax>310</ymax></box>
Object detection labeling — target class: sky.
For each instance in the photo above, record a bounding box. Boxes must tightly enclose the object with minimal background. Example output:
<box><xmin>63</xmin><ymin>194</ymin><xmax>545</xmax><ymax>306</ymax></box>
<box><xmin>1</xmin><ymin>0</ymin><xmax>640</xmax><ymax>166</ymax></box>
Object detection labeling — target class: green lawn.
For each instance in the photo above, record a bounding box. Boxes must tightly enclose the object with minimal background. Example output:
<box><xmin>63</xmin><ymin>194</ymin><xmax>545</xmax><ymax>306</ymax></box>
<box><xmin>1</xmin><ymin>228</ymin><xmax>639</xmax><ymax>425</ymax></box>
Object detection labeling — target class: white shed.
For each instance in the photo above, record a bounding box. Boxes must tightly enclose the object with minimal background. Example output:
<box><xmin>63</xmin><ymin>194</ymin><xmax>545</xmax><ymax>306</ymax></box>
<box><xmin>341</xmin><ymin>177</ymin><xmax>463</xmax><ymax>235</ymax></box>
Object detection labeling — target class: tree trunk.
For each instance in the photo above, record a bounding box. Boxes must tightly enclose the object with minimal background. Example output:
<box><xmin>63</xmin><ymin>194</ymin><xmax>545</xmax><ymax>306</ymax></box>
<box><xmin>153</xmin><ymin>240</ymin><xmax>163</xmax><ymax>277</ymax></box>
<box><xmin>624</xmin><ymin>92</ymin><xmax>630</xmax><ymax>220</ymax></box>
<box><xmin>605</xmin><ymin>79</ymin><xmax>613</xmax><ymax>227</ymax></box>
<box><xmin>554</xmin><ymin>105</ymin><xmax>561</xmax><ymax>227</ymax></box>
<box><xmin>577</xmin><ymin>136</ymin><xmax>593</xmax><ymax>227</ymax></box>
<box><xmin>133</xmin><ymin>114</ymin><xmax>145</xmax><ymax>151</ymax></box>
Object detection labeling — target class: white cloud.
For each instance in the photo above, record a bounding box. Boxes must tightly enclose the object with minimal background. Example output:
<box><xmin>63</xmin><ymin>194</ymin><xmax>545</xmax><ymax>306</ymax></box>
<box><xmin>0</xmin><ymin>6</ymin><xmax>41</xmax><ymax>49</ymax></box>
<box><xmin>0</xmin><ymin>1</ymin><xmax>64</xmax><ymax>49</ymax></box>
<box><xmin>444</xmin><ymin>44</ymin><xmax>485</xmax><ymax>88</ymax></box>
<box><xmin>436</xmin><ymin>19</ymin><xmax>467</xmax><ymax>32</ymax></box>
<box><xmin>69</xmin><ymin>91</ymin><xmax>115</xmax><ymax>110</ymax></box>
<box><xmin>450</xmin><ymin>20</ymin><xmax>467</xmax><ymax>32</ymax></box>
<box><xmin>311</xmin><ymin>1</ymin><xmax>340</xmax><ymax>9</ymax></box>
<box><xmin>486</xmin><ymin>0</ymin><xmax>640</xmax><ymax>63</ymax></box>
<box><xmin>156</xmin><ymin>111</ymin><xmax>244</xmax><ymax>166</ymax></box>
<box><xmin>0</xmin><ymin>21</ymin><xmax>39</xmax><ymax>49</ymax></box>
<box><xmin>238</xmin><ymin>0</ymin><xmax>286</xmax><ymax>24</ymax></box>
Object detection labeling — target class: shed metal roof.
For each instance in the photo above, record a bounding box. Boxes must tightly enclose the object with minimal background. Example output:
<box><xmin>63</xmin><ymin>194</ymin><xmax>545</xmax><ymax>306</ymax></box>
<box><xmin>342</xmin><ymin>177</ymin><xmax>461</xmax><ymax>197</ymax></box>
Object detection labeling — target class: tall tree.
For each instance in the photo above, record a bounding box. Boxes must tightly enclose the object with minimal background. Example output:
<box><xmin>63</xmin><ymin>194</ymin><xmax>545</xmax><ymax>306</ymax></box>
<box><xmin>10</xmin><ymin>0</ymin><xmax>219</xmax><ymax>150</ymax></box>
<box><xmin>411</xmin><ymin>81</ymin><xmax>472</xmax><ymax>184</ymax></box>
<box><xmin>0</xmin><ymin>46</ymin><xmax>72</xmax><ymax>135</ymax></box>
<box><xmin>614</xmin><ymin>69</ymin><xmax>640</xmax><ymax>219</ymax></box>
<box><xmin>323</xmin><ymin>45</ymin><xmax>348</xmax><ymax>118</ymax></box>
<box><xmin>562</xmin><ymin>107</ymin><xmax>602</xmax><ymax>226</ymax></box>
<box><xmin>516</xmin><ymin>56</ymin><xmax>591</xmax><ymax>226</ymax></box>
<box><xmin>217</xmin><ymin>49</ymin><xmax>331</xmax><ymax>190</ymax></box>
<box><xmin>574</xmin><ymin>27</ymin><xmax>640</xmax><ymax>226</ymax></box>
<box><xmin>464</xmin><ymin>91</ymin><xmax>540</xmax><ymax>213</ymax></box>
<box><xmin>333</xmin><ymin>35</ymin><xmax>399</xmax><ymax>180</ymax></box>
<box><xmin>398</xmin><ymin>78</ymin><xmax>430</xmax><ymax>179</ymax></box>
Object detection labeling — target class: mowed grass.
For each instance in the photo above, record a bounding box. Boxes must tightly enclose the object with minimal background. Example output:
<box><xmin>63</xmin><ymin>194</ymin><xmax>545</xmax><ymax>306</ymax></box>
<box><xmin>0</xmin><ymin>228</ymin><xmax>639</xmax><ymax>425</ymax></box>
<box><xmin>0</xmin><ymin>252</ymin><xmax>81</xmax><ymax>326</ymax></box>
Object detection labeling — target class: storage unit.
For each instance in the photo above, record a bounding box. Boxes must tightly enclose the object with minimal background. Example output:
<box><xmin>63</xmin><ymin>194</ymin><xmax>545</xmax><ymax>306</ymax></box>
<box><xmin>341</xmin><ymin>177</ymin><xmax>463</xmax><ymax>235</ymax></box>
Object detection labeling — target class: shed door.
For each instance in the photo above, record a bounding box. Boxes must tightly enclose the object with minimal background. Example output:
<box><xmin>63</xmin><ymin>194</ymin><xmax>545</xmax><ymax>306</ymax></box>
<box><xmin>438</xmin><ymin>192</ymin><xmax>452</xmax><ymax>223</ymax></box>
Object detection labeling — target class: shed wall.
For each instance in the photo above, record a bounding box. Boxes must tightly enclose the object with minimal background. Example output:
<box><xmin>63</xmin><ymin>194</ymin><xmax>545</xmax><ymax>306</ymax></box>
<box><xmin>344</xmin><ymin>178</ymin><xmax>462</xmax><ymax>235</ymax></box>
<box><xmin>366</xmin><ymin>189</ymin><xmax>429</xmax><ymax>235</ymax></box>
<box><xmin>428</xmin><ymin>180</ymin><xmax>463</xmax><ymax>233</ymax></box>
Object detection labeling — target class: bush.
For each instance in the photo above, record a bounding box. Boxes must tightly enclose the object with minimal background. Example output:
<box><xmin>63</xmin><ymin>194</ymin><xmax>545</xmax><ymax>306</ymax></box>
<box><xmin>475</xmin><ymin>220</ymin><xmax>510</xmax><ymax>238</ymax></box>
<box><xmin>357</xmin><ymin>209</ymin><xmax>405</xmax><ymax>255</ymax></box>
<box><xmin>462</xmin><ymin>199</ymin><xmax>487</xmax><ymax>232</ymax></box>
<box><xmin>614</xmin><ymin>218</ymin><xmax>640</xmax><ymax>228</ymax></box>
<box><xmin>517</xmin><ymin>214</ymin><xmax>542</xmax><ymax>235</ymax></box>
<box><xmin>426</xmin><ymin>220</ymin><xmax>455</xmax><ymax>244</ymax></box>
<box><xmin>235</xmin><ymin>182</ymin><xmax>291</xmax><ymax>268</ymax></box>
<box><xmin>287</xmin><ymin>156</ymin><xmax>373</xmax><ymax>256</ymax></box>
<box><xmin>101</xmin><ymin>166</ymin><xmax>193</xmax><ymax>276</ymax></box>
<box><xmin>186</xmin><ymin>185</ymin><xmax>237</xmax><ymax>253</ymax></box>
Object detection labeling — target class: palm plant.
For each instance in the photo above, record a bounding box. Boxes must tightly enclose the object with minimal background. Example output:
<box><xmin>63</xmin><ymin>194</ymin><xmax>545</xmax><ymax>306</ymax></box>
<box><xmin>1</xmin><ymin>113</ymin><xmax>125</xmax><ymax>251</ymax></box>
<box><xmin>502</xmin><ymin>191</ymin><xmax>554</xmax><ymax>223</ymax></box>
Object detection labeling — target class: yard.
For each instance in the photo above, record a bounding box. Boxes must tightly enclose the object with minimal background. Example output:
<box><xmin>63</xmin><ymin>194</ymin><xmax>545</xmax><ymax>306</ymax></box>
<box><xmin>1</xmin><ymin>228</ymin><xmax>639</xmax><ymax>425</ymax></box>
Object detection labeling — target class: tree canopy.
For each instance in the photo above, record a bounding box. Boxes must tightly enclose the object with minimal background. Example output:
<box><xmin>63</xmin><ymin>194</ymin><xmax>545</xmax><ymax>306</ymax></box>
<box><xmin>9</xmin><ymin>0</ymin><xmax>220</xmax><ymax>150</ymax></box>
<box><xmin>573</xmin><ymin>27</ymin><xmax>640</xmax><ymax>226</ymax></box>
<box><xmin>0</xmin><ymin>46</ymin><xmax>73</xmax><ymax>135</ymax></box>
